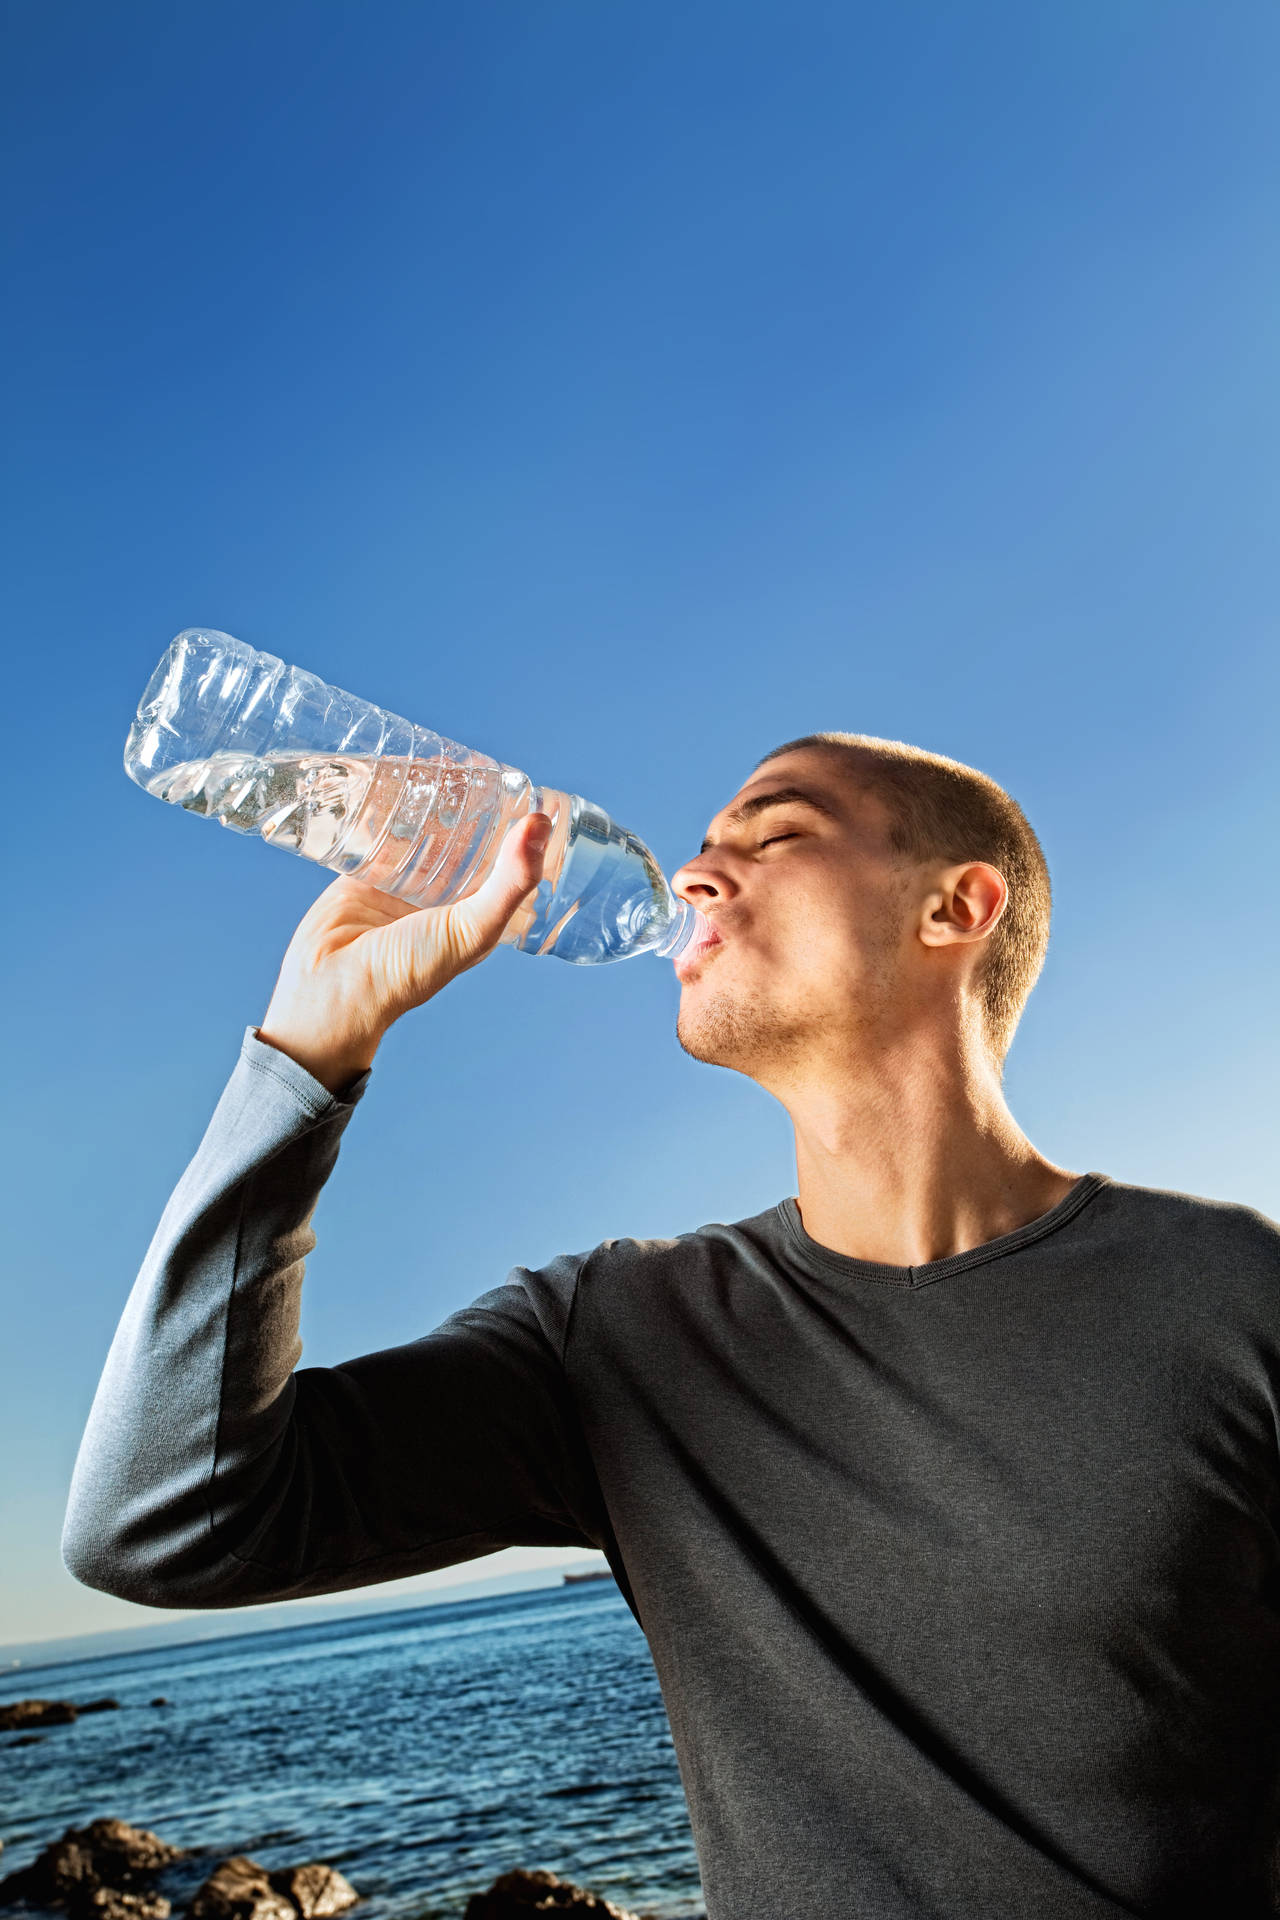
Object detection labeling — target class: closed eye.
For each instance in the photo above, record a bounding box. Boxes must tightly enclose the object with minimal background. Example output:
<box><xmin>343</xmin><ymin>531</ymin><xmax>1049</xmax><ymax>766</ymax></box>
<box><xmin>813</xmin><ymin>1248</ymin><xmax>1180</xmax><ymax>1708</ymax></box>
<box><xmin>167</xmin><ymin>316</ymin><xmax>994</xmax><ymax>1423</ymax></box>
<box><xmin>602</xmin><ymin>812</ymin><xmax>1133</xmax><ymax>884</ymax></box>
<box><xmin>760</xmin><ymin>832</ymin><xmax>798</xmax><ymax>848</ymax></box>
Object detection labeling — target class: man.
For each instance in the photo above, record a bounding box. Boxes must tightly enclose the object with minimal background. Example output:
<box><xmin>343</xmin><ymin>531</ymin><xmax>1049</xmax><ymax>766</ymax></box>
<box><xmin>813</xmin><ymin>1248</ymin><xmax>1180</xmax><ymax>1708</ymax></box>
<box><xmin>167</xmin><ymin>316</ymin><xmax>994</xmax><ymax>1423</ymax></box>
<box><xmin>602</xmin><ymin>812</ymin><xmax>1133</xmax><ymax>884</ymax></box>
<box><xmin>64</xmin><ymin>733</ymin><xmax>1280</xmax><ymax>1918</ymax></box>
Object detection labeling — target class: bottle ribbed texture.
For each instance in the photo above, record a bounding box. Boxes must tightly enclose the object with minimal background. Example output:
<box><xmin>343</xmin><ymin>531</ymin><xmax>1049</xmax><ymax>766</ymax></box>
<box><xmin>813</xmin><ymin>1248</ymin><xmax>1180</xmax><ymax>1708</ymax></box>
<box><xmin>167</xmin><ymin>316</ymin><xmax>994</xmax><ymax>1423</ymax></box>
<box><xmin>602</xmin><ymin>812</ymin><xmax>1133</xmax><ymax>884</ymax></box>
<box><xmin>124</xmin><ymin>630</ymin><xmax>699</xmax><ymax>965</ymax></box>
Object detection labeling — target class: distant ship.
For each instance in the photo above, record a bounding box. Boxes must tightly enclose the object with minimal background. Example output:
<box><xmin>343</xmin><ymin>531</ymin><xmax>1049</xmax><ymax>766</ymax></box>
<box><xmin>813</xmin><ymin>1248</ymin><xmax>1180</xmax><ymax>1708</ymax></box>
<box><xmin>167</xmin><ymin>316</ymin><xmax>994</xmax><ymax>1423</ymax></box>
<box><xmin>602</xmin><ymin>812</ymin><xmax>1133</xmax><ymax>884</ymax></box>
<box><xmin>562</xmin><ymin>1567</ymin><xmax>615</xmax><ymax>1585</ymax></box>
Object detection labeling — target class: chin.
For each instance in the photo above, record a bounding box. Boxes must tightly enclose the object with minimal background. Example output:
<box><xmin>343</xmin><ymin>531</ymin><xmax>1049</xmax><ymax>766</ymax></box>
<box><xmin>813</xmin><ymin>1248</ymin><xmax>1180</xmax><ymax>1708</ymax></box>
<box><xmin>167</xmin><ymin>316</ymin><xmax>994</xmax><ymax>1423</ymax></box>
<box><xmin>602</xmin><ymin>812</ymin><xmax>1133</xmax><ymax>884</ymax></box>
<box><xmin>675</xmin><ymin>996</ymin><xmax>726</xmax><ymax>1067</ymax></box>
<box><xmin>676</xmin><ymin>990</ymin><xmax>764</xmax><ymax>1074</ymax></box>
<box><xmin>678</xmin><ymin>973</ymin><xmax>837</xmax><ymax>1081</ymax></box>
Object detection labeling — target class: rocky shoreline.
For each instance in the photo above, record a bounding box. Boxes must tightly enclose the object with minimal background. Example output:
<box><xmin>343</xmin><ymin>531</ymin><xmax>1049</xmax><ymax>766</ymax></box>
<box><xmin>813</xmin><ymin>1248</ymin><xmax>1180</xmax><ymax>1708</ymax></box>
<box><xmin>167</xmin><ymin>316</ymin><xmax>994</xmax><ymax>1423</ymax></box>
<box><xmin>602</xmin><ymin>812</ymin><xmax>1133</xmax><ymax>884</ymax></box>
<box><xmin>0</xmin><ymin>1820</ymin><xmax>360</xmax><ymax>1920</ymax></box>
<box><xmin>0</xmin><ymin>1699</ymin><xmax>702</xmax><ymax>1920</ymax></box>
<box><xmin>0</xmin><ymin>1813</ymin><xmax>692</xmax><ymax>1920</ymax></box>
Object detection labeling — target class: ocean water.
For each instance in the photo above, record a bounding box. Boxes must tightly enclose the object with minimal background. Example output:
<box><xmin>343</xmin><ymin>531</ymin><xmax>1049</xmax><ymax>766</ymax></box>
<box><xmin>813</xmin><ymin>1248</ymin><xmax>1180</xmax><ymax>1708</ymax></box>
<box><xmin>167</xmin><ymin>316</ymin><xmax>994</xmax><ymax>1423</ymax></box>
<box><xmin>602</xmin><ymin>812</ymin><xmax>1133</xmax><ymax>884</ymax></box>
<box><xmin>0</xmin><ymin>1584</ymin><xmax>705</xmax><ymax>1920</ymax></box>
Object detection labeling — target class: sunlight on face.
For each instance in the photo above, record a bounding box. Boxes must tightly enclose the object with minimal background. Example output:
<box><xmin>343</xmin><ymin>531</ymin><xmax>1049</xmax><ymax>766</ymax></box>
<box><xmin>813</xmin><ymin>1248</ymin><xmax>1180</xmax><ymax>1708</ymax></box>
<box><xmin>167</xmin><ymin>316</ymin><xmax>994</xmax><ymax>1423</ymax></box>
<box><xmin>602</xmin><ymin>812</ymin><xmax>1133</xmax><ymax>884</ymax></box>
<box><xmin>669</xmin><ymin>750</ymin><xmax>918</xmax><ymax>1087</ymax></box>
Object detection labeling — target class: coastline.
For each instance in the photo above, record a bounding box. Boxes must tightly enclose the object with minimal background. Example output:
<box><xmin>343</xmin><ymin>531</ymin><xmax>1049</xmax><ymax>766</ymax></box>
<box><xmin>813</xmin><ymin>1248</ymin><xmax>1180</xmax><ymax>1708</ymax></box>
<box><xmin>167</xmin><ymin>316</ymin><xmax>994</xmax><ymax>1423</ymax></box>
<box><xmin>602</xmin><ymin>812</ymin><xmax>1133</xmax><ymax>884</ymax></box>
<box><xmin>1</xmin><ymin>1585</ymin><xmax>705</xmax><ymax>1920</ymax></box>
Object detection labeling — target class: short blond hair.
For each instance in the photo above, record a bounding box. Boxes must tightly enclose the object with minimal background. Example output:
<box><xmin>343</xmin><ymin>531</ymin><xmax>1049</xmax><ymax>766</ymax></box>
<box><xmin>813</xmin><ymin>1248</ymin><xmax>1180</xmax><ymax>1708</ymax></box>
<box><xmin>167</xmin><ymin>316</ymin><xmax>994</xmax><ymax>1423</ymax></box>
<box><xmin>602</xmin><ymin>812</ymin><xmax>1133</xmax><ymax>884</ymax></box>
<box><xmin>756</xmin><ymin>733</ymin><xmax>1052</xmax><ymax>1065</ymax></box>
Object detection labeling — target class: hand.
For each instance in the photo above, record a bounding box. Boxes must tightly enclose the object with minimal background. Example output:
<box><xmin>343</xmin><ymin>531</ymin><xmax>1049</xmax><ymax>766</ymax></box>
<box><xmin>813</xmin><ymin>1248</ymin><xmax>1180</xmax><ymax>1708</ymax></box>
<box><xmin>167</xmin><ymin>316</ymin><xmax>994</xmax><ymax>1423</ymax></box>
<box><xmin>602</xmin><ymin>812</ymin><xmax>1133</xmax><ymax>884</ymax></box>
<box><xmin>257</xmin><ymin>812</ymin><xmax>553</xmax><ymax>1093</ymax></box>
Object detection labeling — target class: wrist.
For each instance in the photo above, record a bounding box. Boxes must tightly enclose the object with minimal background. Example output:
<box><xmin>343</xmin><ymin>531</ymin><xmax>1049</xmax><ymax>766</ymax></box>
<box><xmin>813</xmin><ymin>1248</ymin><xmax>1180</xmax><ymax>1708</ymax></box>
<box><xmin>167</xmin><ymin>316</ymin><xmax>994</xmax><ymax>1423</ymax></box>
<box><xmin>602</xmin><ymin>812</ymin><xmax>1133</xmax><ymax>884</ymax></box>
<box><xmin>254</xmin><ymin>1023</ymin><xmax>381</xmax><ymax>1097</ymax></box>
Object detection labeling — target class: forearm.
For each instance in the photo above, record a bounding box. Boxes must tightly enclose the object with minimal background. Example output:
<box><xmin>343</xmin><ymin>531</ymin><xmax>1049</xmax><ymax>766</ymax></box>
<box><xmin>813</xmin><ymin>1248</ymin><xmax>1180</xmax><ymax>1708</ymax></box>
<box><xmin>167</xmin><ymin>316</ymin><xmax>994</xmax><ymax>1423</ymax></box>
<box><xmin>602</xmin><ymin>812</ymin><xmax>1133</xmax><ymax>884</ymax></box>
<box><xmin>62</xmin><ymin>1027</ymin><xmax>604</xmax><ymax>1612</ymax></box>
<box><xmin>61</xmin><ymin>1028</ymin><xmax>367</xmax><ymax>1607</ymax></box>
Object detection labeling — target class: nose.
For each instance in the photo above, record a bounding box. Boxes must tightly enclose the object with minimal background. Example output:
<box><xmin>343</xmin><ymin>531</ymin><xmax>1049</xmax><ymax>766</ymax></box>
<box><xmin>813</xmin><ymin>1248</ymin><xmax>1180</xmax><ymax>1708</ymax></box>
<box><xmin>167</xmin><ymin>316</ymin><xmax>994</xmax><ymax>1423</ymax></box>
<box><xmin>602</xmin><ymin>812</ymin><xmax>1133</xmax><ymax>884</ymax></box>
<box><xmin>670</xmin><ymin>851</ymin><xmax>735</xmax><ymax>910</ymax></box>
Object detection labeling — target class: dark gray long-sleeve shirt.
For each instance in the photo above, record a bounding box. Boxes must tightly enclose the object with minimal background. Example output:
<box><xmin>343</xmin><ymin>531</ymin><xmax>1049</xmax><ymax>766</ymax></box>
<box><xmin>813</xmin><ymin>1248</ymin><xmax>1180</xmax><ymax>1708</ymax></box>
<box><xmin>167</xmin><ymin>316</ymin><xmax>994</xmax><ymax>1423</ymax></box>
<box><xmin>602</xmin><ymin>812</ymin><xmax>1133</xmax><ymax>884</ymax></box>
<box><xmin>64</xmin><ymin>1028</ymin><xmax>1280</xmax><ymax>1917</ymax></box>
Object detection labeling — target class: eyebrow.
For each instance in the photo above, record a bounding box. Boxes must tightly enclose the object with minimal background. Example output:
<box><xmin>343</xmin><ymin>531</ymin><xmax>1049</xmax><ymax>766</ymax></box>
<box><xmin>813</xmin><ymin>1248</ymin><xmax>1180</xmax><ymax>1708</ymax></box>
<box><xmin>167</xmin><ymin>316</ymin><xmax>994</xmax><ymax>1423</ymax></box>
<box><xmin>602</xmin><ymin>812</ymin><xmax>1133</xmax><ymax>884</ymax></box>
<box><xmin>699</xmin><ymin>785</ymin><xmax>842</xmax><ymax>855</ymax></box>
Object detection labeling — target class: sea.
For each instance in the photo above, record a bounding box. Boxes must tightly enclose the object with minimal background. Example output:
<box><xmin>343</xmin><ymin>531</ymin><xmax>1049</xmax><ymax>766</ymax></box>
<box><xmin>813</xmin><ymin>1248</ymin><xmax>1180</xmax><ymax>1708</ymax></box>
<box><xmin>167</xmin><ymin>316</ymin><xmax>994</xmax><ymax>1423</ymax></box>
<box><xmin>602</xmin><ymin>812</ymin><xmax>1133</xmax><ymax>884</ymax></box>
<box><xmin>0</xmin><ymin>1582</ymin><xmax>706</xmax><ymax>1920</ymax></box>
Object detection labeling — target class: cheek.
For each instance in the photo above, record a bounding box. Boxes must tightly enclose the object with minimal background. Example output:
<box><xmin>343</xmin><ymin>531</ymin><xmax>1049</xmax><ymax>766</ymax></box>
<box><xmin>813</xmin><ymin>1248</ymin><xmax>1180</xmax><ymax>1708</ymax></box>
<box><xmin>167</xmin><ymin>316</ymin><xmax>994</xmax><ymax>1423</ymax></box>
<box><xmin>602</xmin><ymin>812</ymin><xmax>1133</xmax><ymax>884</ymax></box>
<box><xmin>774</xmin><ymin>906</ymin><xmax>860</xmax><ymax>983</ymax></box>
<box><xmin>792</xmin><ymin>883</ymin><xmax>897</xmax><ymax>974</ymax></box>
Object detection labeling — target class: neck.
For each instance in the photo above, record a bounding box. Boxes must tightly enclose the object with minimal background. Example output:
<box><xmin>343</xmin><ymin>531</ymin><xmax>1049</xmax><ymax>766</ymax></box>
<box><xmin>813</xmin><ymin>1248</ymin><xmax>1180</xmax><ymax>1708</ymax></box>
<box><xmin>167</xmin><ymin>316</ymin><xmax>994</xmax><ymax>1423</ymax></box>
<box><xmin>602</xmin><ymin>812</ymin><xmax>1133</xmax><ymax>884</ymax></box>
<box><xmin>781</xmin><ymin>1031</ymin><xmax>1079</xmax><ymax>1268</ymax></box>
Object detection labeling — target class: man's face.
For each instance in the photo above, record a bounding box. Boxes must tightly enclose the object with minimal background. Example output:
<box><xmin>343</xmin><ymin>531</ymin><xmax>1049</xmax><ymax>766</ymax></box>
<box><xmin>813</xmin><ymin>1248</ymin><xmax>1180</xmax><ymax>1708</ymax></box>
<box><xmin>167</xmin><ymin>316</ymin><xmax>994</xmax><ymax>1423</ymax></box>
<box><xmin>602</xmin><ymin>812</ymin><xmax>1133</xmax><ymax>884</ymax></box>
<box><xmin>670</xmin><ymin>748</ymin><xmax>923</xmax><ymax>1086</ymax></box>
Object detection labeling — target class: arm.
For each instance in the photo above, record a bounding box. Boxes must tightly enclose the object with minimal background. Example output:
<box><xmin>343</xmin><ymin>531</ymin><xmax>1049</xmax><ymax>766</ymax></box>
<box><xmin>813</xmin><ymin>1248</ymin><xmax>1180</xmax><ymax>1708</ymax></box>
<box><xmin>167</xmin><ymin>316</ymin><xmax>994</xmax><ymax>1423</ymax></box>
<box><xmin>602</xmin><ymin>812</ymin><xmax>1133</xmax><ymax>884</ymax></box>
<box><xmin>62</xmin><ymin>810</ymin><xmax>607</xmax><ymax>1609</ymax></box>
<box><xmin>61</xmin><ymin>1028</ymin><xmax>603</xmax><ymax>1608</ymax></box>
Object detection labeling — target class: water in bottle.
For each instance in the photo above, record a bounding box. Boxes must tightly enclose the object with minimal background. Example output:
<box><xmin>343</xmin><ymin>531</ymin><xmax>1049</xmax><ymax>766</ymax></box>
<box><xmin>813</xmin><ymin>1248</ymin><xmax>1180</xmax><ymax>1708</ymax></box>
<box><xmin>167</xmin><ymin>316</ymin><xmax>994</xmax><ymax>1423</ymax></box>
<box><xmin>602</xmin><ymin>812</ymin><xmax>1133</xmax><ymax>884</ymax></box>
<box><xmin>125</xmin><ymin>630</ymin><xmax>702</xmax><ymax>965</ymax></box>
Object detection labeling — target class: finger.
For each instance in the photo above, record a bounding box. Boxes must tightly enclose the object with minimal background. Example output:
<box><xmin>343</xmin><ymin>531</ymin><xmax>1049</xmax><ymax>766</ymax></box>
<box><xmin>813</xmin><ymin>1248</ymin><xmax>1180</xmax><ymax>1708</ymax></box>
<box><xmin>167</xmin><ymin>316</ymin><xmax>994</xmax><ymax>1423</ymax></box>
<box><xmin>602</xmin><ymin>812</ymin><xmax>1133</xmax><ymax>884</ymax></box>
<box><xmin>442</xmin><ymin>813</ymin><xmax>553</xmax><ymax>957</ymax></box>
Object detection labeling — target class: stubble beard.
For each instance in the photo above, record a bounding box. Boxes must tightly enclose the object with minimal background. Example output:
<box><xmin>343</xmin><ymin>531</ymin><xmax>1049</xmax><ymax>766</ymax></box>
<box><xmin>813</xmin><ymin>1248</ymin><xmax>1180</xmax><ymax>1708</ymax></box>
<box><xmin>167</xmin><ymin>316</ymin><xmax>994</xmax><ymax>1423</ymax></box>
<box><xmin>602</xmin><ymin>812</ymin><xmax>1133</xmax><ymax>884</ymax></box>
<box><xmin>675</xmin><ymin>974</ymin><xmax>822</xmax><ymax>1080</ymax></box>
<box><xmin>675</xmin><ymin>903</ymin><xmax>907</xmax><ymax>1084</ymax></box>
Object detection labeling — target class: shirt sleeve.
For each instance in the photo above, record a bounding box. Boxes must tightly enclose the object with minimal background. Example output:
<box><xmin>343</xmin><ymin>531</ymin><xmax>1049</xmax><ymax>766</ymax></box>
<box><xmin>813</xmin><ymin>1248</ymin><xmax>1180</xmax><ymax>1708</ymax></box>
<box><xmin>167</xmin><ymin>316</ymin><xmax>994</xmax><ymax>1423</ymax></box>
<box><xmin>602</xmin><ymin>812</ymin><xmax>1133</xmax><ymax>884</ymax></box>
<box><xmin>61</xmin><ymin>1028</ymin><xmax>607</xmax><ymax>1610</ymax></box>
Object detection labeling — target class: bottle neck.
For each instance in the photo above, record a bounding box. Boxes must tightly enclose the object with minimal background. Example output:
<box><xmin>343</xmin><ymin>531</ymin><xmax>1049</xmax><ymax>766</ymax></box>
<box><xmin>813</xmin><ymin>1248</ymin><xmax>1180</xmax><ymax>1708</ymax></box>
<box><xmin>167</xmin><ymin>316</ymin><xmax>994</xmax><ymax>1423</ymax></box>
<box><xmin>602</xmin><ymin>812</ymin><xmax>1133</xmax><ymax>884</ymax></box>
<box><xmin>652</xmin><ymin>897</ymin><xmax>701</xmax><ymax>960</ymax></box>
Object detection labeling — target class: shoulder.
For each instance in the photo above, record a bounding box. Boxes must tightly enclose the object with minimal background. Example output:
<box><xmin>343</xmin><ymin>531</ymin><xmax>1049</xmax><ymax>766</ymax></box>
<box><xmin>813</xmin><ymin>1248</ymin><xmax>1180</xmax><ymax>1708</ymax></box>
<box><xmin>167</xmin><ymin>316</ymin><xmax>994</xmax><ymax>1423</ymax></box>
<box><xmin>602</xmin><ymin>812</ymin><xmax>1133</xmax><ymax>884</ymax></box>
<box><xmin>493</xmin><ymin>1227</ymin><xmax>726</xmax><ymax>1358</ymax></box>
<box><xmin>556</xmin><ymin>1207</ymin><xmax>791</xmax><ymax>1347</ymax></box>
<box><xmin>573</xmin><ymin>1203</ymin><xmax>784</xmax><ymax>1278</ymax></box>
<box><xmin>1091</xmin><ymin>1174</ymin><xmax>1280</xmax><ymax>1274</ymax></box>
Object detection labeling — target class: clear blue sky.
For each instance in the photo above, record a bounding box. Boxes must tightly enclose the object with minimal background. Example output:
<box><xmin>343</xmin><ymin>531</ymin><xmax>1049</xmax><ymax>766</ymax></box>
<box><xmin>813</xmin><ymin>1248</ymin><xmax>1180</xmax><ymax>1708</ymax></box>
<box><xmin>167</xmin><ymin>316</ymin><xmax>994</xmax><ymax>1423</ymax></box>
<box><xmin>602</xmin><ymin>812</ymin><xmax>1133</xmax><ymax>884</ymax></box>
<box><xmin>3</xmin><ymin>0</ymin><xmax>1277</xmax><ymax>1649</ymax></box>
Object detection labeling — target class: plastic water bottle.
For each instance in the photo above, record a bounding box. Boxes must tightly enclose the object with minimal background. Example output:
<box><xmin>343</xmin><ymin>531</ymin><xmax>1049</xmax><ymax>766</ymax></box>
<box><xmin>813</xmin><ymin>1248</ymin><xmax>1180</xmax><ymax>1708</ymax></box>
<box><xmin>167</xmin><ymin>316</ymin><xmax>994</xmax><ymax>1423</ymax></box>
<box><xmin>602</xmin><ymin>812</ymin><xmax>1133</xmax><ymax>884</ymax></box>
<box><xmin>124</xmin><ymin>629</ymin><xmax>702</xmax><ymax>965</ymax></box>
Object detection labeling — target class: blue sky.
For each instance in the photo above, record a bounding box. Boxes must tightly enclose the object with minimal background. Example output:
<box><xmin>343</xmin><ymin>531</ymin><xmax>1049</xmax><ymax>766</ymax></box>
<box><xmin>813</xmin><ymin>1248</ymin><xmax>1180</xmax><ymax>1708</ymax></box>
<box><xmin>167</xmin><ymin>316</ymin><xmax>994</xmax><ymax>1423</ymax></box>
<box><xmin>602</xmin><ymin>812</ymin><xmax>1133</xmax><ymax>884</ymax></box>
<box><xmin>3</xmin><ymin>0</ymin><xmax>1278</xmax><ymax>1649</ymax></box>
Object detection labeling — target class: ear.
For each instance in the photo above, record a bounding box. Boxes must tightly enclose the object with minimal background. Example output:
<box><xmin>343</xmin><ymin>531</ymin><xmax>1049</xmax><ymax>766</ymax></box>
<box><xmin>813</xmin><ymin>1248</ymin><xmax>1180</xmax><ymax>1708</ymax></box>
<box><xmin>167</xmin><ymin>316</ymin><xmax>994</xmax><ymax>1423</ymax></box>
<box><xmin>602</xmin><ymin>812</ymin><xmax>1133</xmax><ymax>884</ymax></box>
<box><xmin>917</xmin><ymin>862</ymin><xmax>1008</xmax><ymax>948</ymax></box>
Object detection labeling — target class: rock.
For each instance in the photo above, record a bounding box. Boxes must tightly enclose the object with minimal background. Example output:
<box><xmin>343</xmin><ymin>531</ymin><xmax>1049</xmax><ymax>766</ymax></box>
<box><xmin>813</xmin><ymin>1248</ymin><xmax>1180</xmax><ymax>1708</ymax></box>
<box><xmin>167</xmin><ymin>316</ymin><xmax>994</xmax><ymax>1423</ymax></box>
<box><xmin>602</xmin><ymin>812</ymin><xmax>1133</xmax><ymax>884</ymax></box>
<box><xmin>0</xmin><ymin>1700</ymin><xmax>78</xmax><ymax>1732</ymax></box>
<box><xmin>149</xmin><ymin>1700</ymin><xmax>169</xmax><ymax>1709</ymax></box>
<box><xmin>71</xmin><ymin>1822</ymin><xmax>183</xmax><ymax>1882</ymax></box>
<box><xmin>84</xmin><ymin>1892</ymin><xmax>171</xmax><ymax>1920</ymax></box>
<box><xmin>1</xmin><ymin>1835</ymin><xmax>356</xmax><ymax>1920</ymax></box>
<box><xmin>0</xmin><ymin>1819</ymin><xmax>184</xmax><ymax>1915</ymax></box>
<box><xmin>462</xmin><ymin>1869</ymin><xmax>641</xmax><ymax>1919</ymax></box>
<box><xmin>188</xmin><ymin>1860</ymin><xmax>300</xmax><ymax>1920</ymax></box>
<box><xmin>0</xmin><ymin>1838</ymin><xmax>97</xmax><ymax>1907</ymax></box>
<box><xmin>266</xmin><ymin>1867</ymin><xmax>357</xmax><ymax>1919</ymax></box>
<box><xmin>0</xmin><ymin>1698</ymin><xmax>118</xmax><ymax>1733</ymax></box>
<box><xmin>187</xmin><ymin>1857</ymin><xmax>359</xmax><ymax>1920</ymax></box>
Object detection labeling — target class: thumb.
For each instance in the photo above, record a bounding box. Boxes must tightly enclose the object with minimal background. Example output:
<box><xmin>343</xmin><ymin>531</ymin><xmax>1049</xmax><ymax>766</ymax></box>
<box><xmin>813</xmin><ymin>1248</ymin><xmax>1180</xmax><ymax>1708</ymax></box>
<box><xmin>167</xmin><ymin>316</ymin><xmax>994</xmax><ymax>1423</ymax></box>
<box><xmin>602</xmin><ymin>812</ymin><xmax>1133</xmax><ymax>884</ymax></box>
<box><xmin>445</xmin><ymin>812</ymin><xmax>553</xmax><ymax>957</ymax></box>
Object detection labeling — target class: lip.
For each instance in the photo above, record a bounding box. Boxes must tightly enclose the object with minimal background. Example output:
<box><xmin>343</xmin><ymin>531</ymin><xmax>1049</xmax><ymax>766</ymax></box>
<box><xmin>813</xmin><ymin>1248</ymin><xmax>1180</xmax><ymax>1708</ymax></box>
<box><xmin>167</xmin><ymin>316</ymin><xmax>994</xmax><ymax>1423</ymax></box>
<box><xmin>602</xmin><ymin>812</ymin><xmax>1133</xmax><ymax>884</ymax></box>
<box><xmin>674</xmin><ymin>925</ymin><xmax>724</xmax><ymax>979</ymax></box>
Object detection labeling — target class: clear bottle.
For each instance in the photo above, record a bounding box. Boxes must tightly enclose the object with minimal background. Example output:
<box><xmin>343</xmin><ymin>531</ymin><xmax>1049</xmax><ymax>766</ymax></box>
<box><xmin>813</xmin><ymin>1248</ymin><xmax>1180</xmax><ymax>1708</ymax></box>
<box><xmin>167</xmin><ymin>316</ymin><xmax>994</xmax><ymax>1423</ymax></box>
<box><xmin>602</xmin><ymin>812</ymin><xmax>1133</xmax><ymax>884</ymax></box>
<box><xmin>123</xmin><ymin>629</ymin><xmax>701</xmax><ymax>965</ymax></box>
